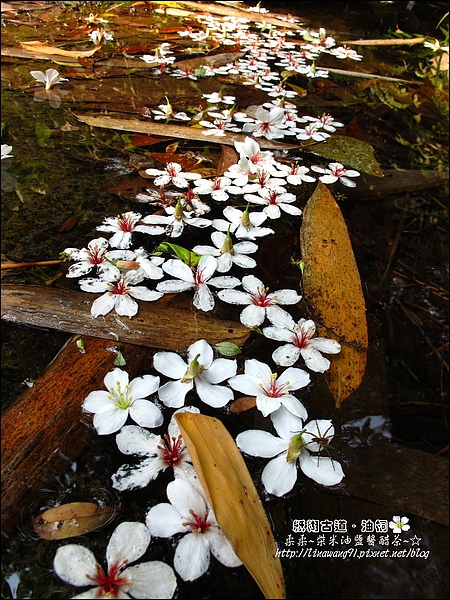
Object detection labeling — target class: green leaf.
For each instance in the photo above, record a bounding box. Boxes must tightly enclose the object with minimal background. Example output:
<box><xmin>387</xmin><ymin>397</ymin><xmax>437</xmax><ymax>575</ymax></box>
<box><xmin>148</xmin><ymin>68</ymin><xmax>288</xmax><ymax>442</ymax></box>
<box><xmin>156</xmin><ymin>242</ymin><xmax>201</xmax><ymax>267</ymax></box>
<box><xmin>214</xmin><ymin>341</ymin><xmax>241</xmax><ymax>357</ymax></box>
<box><xmin>303</xmin><ymin>135</ymin><xmax>384</xmax><ymax>177</ymax></box>
<box><xmin>114</xmin><ymin>350</ymin><xmax>126</xmax><ymax>366</ymax></box>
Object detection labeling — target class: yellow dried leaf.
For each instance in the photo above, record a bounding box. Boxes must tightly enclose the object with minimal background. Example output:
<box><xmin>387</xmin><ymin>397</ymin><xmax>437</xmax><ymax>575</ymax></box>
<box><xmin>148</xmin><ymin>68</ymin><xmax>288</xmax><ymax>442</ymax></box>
<box><xmin>300</xmin><ymin>182</ymin><xmax>368</xmax><ymax>407</ymax></box>
<box><xmin>33</xmin><ymin>502</ymin><xmax>116</xmax><ymax>540</ymax></box>
<box><xmin>21</xmin><ymin>41</ymin><xmax>101</xmax><ymax>58</ymax></box>
<box><xmin>175</xmin><ymin>412</ymin><xmax>285</xmax><ymax>599</ymax></box>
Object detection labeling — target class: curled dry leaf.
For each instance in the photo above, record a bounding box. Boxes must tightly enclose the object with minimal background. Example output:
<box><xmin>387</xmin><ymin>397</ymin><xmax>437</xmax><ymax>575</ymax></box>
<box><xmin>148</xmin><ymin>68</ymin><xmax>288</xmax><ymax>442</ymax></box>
<box><xmin>175</xmin><ymin>412</ymin><xmax>285</xmax><ymax>599</ymax></box>
<box><xmin>20</xmin><ymin>41</ymin><xmax>102</xmax><ymax>58</ymax></box>
<box><xmin>33</xmin><ymin>501</ymin><xmax>116</xmax><ymax>540</ymax></box>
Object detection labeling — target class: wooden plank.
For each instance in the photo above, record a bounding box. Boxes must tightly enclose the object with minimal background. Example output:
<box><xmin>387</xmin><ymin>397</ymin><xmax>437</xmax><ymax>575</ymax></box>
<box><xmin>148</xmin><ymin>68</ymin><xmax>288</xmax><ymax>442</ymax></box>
<box><xmin>1</xmin><ymin>284</ymin><xmax>251</xmax><ymax>351</ymax></box>
<box><xmin>1</xmin><ymin>335</ymin><xmax>153</xmax><ymax>535</ymax></box>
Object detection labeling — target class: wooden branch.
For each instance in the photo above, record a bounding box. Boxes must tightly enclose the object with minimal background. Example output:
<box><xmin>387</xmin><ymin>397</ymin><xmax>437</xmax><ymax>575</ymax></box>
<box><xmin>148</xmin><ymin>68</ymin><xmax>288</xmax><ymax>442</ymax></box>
<box><xmin>1</xmin><ymin>335</ymin><xmax>153</xmax><ymax>535</ymax></box>
<box><xmin>73</xmin><ymin>113</ymin><xmax>301</xmax><ymax>151</ymax></box>
<box><xmin>1</xmin><ymin>284</ymin><xmax>251</xmax><ymax>351</ymax></box>
<box><xmin>338</xmin><ymin>169</ymin><xmax>449</xmax><ymax>200</ymax></box>
<box><xmin>331</xmin><ymin>441</ymin><xmax>449</xmax><ymax>526</ymax></box>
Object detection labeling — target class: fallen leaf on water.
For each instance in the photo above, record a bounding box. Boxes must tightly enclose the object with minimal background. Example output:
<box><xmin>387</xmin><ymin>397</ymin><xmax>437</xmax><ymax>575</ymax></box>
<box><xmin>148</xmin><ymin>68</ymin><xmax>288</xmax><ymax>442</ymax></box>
<box><xmin>20</xmin><ymin>41</ymin><xmax>102</xmax><ymax>58</ymax></box>
<box><xmin>175</xmin><ymin>412</ymin><xmax>285</xmax><ymax>599</ymax></box>
<box><xmin>229</xmin><ymin>396</ymin><xmax>257</xmax><ymax>413</ymax></box>
<box><xmin>33</xmin><ymin>501</ymin><xmax>116</xmax><ymax>540</ymax></box>
<box><xmin>303</xmin><ymin>135</ymin><xmax>384</xmax><ymax>177</ymax></box>
<box><xmin>300</xmin><ymin>182</ymin><xmax>368</xmax><ymax>407</ymax></box>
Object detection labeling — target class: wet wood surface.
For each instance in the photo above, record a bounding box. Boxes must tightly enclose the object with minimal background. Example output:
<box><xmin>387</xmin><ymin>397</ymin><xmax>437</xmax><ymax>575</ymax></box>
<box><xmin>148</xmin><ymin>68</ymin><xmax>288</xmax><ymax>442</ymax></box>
<box><xmin>1</xmin><ymin>335</ymin><xmax>153</xmax><ymax>535</ymax></box>
<box><xmin>1</xmin><ymin>284</ymin><xmax>251</xmax><ymax>351</ymax></box>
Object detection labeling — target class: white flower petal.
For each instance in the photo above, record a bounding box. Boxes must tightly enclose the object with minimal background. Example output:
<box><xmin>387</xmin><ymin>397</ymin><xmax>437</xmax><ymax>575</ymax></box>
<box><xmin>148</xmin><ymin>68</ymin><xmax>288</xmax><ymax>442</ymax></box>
<box><xmin>195</xmin><ymin>378</ymin><xmax>233</xmax><ymax>407</ymax></box>
<box><xmin>158</xmin><ymin>379</ymin><xmax>192</xmax><ymax>408</ymax></box>
<box><xmin>153</xmin><ymin>352</ymin><xmax>188</xmax><ymax>379</ymax></box>
<box><xmin>272</xmin><ymin>344</ymin><xmax>301</xmax><ymax>367</ymax></box>
<box><xmin>279</xmin><ymin>395</ymin><xmax>309</xmax><ymax>420</ymax></box>
<box><xmin>54</xmin><ymin>545</ymin><xmax>99</xmax><ymax>586</ymax></box>
<box><xmin>202</xmin><ymin>358</ymin><xmax>237</xmax><ymax>383</ymax></box>
<box><xmin>261</xmin><ymin>454</ymin><xmax>298</xmax><ymax>496</ymax></box>
<box><xmin>125</xmin><ymin>561</ymin><xmax>177</xmax><ymax>599</ymax></box>
<box><xmin>130</xmin><ymin>399</ymin><xmax>163</xmax><ymax>428</ymax></box>
<box><xmin>115</xmin><ymin>425</ymin><xmax>160</xmax><ymax>456</ymax></box>
<box><xmin>236</xmin><ymin>429</ymin><xmax>288</xmax><ymax>458</ymax></box>
<box><xmin>111</xmin><ymin>456</ymin><xmax>165</xmax><ymax>491</ymax></box>
<box><xmin>146</xmin><ymin>503</ymin><xmax>185</xmax><ymax>537</ymax></box>
<box><xmin>106</xmin><ymin>521</ymin><xmax>151</xmax><ymax>568</ymax></box>
<box><xmin>299</xmin><ymin>451</ymin><xmax>344</xmax><ymax>486</ymax></box>
<box><xmin>270</xmin><ymin>405</ymin><xmax>306</xmax><ymax>439</ymax></box>
<box><xmin>93</xmin><ymin>406</ymin><xmax>129</xmax><ymax>435</ymax></box>
<box><xmin>193</xmin><ymin>283</ymin><xmax>215</xmax><ymax>311</ymax></box>
<box><xmin>240</xmin><ymin>304</ymin><xmax>266</xmax><ymax>327</ymax></box>
<box><xmin>217</xmin><ymin>289</ymin><xmax>252</xmax><ymax>305</ymax></box>
<box><xmin>174</xmin><ymin>532</ymin><xmax>210</xmax><ymax>581</ymax></box>
<box><xmin>206</xmin><ymin>527</ymin><xmax>242</xmax><ymax>567</ymax></box>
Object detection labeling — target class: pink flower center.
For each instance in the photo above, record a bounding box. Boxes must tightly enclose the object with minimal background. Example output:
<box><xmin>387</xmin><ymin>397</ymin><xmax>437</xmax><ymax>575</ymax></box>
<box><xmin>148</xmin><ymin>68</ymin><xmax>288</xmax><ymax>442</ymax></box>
<box><xmin>260</xmin><ymin>373</ymin><xmax>289</xmax><ymax>397</ymax></box>
<box><xmin>117</xmin><ymin>214</ymin><xmax>135</xmax><ymax>233</ymax></box>
<box><xmin>194</xmin><ymin>266</ymin><xmax>210</xmax><ymax>285</ymax></box>
<box><xmin>292</xmin><ymin>327</ymin><xmax>312</xmax><ymax>349</ymax></box>
<box><xmin>251</xmin><ymin>286</ymin><xmax>275</xmax><ymax>307</ymax></box>
<box><xmin>166</xmin><ymin>164</ymin><xmax>179</xmax><ymax>177</ymax></box>
<box><xmin>88</xmin><ymin>244</ymin><xmax>105</xmax><ymax>265</ymax></box>
<box><xmin>267</xmin><ymin>190</ymin><xmax>278</xmax><ymax>205</ymax></box>
<box><xmin>109</xmin><ymin>277</ymin><xmax>130</xmax><ymax>296</ymax></box>
<box><xmin>183</xmin><ymin>509</ymin><xmax>211</xmax><ymax>534</ymax></box>
<box><xmin>158</xmin><ymin>434</ymin><xmax>183</xmax><ymax>466</ymax></box>
<box><xmin>257</xmin><ymin>170</ymin><xmax>270</xmax><ymax>186</ymax></box>
<box><xmin>89</xmin><ymin>562</ymin><xmax>129</xmax><ymax>598</ymax></box>
<box><xmin>330</xmin><ymin>166</ymin><xmax>346</xmax><ymax>177</ymax></box>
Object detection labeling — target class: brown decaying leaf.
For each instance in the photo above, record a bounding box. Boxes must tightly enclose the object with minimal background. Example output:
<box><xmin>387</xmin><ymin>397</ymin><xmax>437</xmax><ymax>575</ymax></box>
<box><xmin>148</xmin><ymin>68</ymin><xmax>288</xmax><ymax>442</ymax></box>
<box><xmin>58</xmin><ymin>216</ymin><xmax>78</xmax><ymax>232</ymax></box>
<box><xmin>20</xmin><ymin>41</ymin><xmax>102</xmax><ymax>58</ymax></box>
<box><xmin>300</xmin><ymin>182</ymin><xmax>368</xmax><ymax>407</ymax></box>
<box><xmin>33</xmin><ymin>501</ymin><xmax>116</xmax><ymax>540</ymax></box>
<box><xmin>175</xmin><ymin>412</ymin><xmax>285</xmax><ymax>599</ymax></box>
<box><xmin>229</xmin><ymin>396</ymin><xmax>257</xmax><ymax>413</ymax></box>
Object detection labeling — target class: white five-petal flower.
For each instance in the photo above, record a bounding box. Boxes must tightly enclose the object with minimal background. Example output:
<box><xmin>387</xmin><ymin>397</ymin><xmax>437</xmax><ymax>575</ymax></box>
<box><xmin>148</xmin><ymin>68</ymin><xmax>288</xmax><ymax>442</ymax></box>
<box><xmin>193</xmin><ymin>230</ymin><xmax>258</xmax><ymax>273</ymax></box>
<box><xmin>111</xmin><ymin>406</ymin><xmax>200</xmax><ymax>491</ymax></box>
<box><xmin>153</xmin><ymin>339</ymin><xmax>237</xmax><ymax>409</ymax></box>
<box><xmin>228</xmin><ymin>358</ymin><xmax>309</xmax><ymax>418</ymax></box>
<box><xmin>144</xmin><ymin>162</ymin><xmax>202</xmax><ymax>188</ymax></box>
<box><xmin>96</xmin><ymin>211</ymin><xmax>165</xmax><ymax>249</ymax></box>
<box><xmin>212</xmin><ymin>205</ymin><xmax>274</xmax><ymax>240</ymax></box>
<box><xmin>218</xmin><ymin>274</ymin><xmax>301</xmax><ymax>328</ymax></box>
<box><xmin>63</xmin><ymin>237</ymin><xmax>133</xmax><ymax>279</ymax></box>
<box><xmin>82</xmin><ymin>368</ymin><xmax>163</xmax><ymax>435</ymax></box>
<box><xmin>311</xmin><ymin>162</ymin><xmax>360</xmax><ymax>187</ymax></box>
<box><xmin>389</xmin><ymin>516</ymin><xmax>411</xmax><ymax>533</ymax></box>
<box><xmin>79</xmin><ymin>270</ymin><xmax>163</xmax><ymax>318</ymax></box>
<box><xmin>146</xmin><ymin>478</ymin><xmax>242</xmax><ymax>581</ymax></box>
<box><xmin>53</xmin><ymin>521</ymin><xmax>177</xmax><ymax>599</ymax></box>
<box><xmin>156</xmin><ymin>255</ymin><xmax>239</xmax><ymax>312</ymax></box>
<box><xmin>236</xmin><ymin>407</ymin><xmax>344</xmax><ymax>496</ymax></box>
<box><xmin>263</xmin><ymin>317</ymin><xmax>341</xmax><ymax>372</ymax></box>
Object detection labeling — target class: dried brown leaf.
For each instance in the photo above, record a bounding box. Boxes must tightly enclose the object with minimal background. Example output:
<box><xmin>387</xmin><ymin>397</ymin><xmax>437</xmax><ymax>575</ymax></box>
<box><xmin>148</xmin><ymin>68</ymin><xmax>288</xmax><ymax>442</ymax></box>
<box><xmin>175</xmin><ymin>412</ymin><xmax>285</xmax><ymax>599</ymax></box>
<box><xmin>300</xmin><ymin>182</ymin><xmax>368</xmax><ymax>407</ymax></box>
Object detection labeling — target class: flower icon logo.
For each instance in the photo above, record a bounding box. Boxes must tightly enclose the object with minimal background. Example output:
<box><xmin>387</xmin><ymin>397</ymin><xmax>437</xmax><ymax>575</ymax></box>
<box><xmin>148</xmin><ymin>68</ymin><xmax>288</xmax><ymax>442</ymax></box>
<box><xmin>389</xmin><ymin>516</ymin><xmax>411</xmax><ymax>533</ymax></box>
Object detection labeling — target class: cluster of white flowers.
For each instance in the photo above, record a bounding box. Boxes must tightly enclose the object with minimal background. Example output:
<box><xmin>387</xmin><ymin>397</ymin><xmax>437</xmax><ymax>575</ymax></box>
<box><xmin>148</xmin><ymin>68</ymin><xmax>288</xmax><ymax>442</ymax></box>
<box><xmin>49</xmin><ymin>6</ymin><xmax>359</xmax><ymax>597</ymax></box>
